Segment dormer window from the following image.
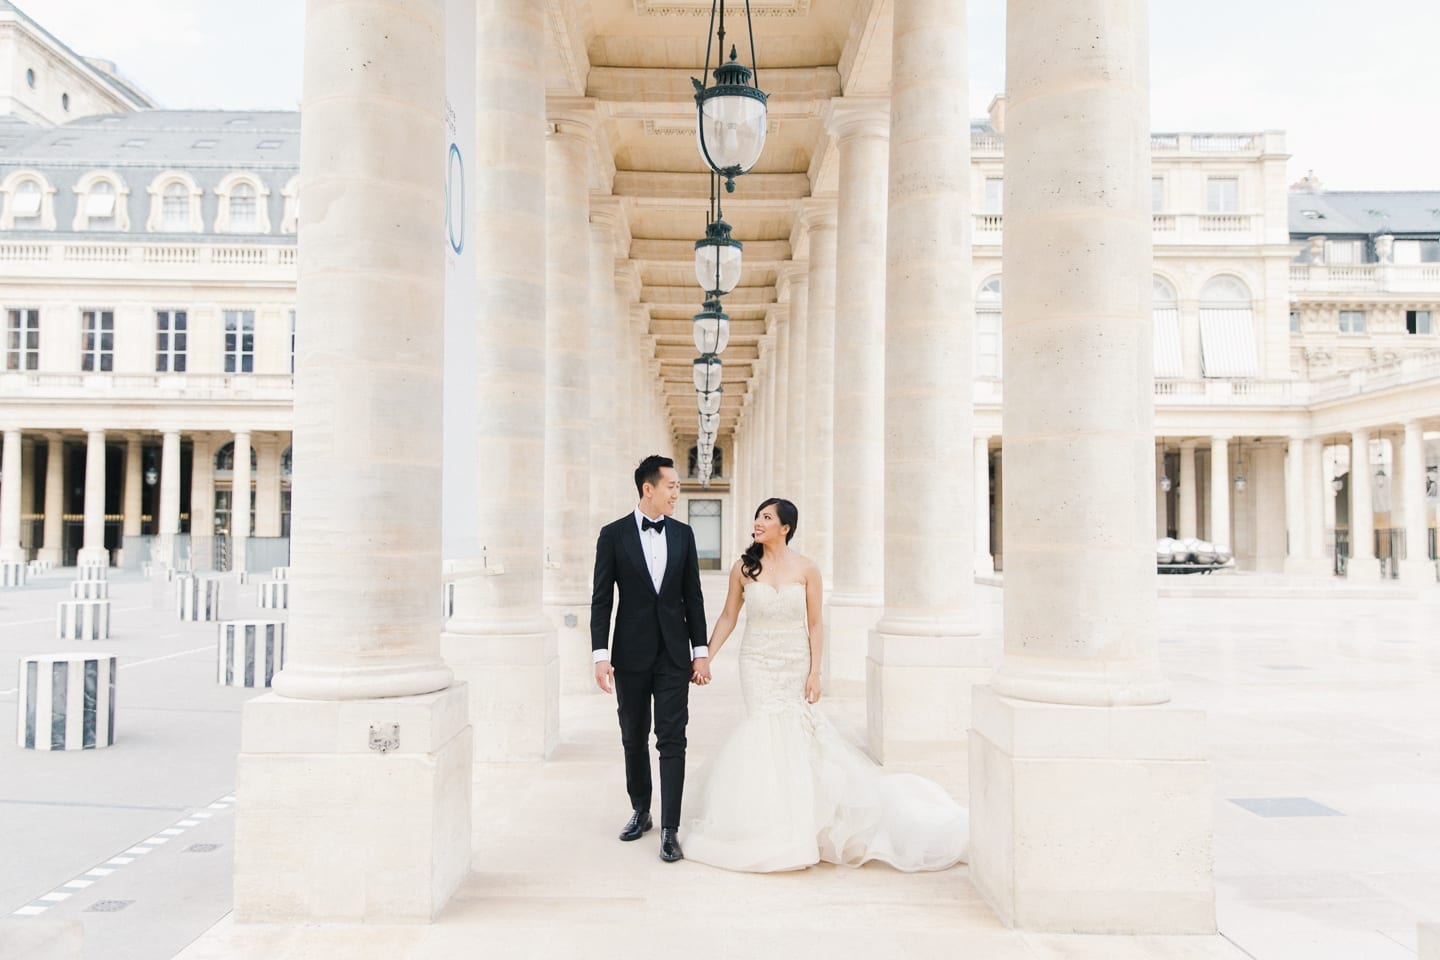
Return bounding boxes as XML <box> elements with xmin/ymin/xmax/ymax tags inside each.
<box><xmin>73</xmin><ymin>172</ymin><xmax>130</xmax><ymax>232</ymax></box>
<box><xmin>230</xmin><ymin>183</ymin><xmax>258</xmax><ymax>231</ymax></box>
<box><xmin>147</xmin><ymin>173</ymin><xmax>202</xmax><ymax>232</ymax></box>
<box><xmin>216</xmin><ymin>174</ymin><xmax>271</xmax><ymax>234</ymax></box>
<box><xmin>162</xmin><ymin>182</ymin><xmax>189</xmax><ymax>228</ymax></box>
<box><xmin>86</xmin><ymin>181</ymin><xmax>117</xmax><ymax>226</ymax></box>
<box><xmin>2</xmin><ymin>172</ymin><xmax>55</xmax><ymax>230</ymax></box>
<box><xmin>12</xmin><ymin>180</ymin><xmax>41</xmax><ymax>220</ymax></box>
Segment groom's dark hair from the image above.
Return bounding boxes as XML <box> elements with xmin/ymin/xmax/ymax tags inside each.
<box><xmin>635</xmin><ymin>455</ymin><xmax>675</xmax><ymax>498</ymax></box>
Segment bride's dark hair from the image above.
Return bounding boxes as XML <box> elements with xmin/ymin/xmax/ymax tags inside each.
<box><xmin>741</xmin><ymin>498</ymin><xmax>798</xmax><ymax>581</ymax></box>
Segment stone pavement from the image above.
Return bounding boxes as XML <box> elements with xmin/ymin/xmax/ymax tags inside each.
<box><xmin>3</xmin><ymin>569</ymin><xmax>1438</xmax><ymax>958</ymax></box>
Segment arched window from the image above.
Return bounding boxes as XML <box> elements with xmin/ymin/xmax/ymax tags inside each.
<box><xmin>1198</xmin><ymin>275</ymin><xmax>1258</xmax><ymax>378</ymax></box>
<box><xmin>2</xmin><ymin>172</ymin><xmax>54</xmax><ymax>230</ymax></box>
<box><xmin>1153</xmin><ymin>276</ymin><xmax>1182</xmax><ymax>378</ymax></box>
<box><xmin>281</xmin><ymin>176</ymin><xmax>299</xmax><ymax>234</ymax></box>
<box><xmin>976</xmin><ymin>276</ymin><xmax>1002</xmax><ymax>378</ymax></box>
<box><xmin>215</xmin><ymin>442</ymin><xmax>258</xmax><ymax>475</ymax></box>
<box><xmin>162</xmin><ymin>182</ymin><xmax>189</xmax><ymax>229</ymax></box>
<box><xmin>688</xmin><ymin>444</ymin><xmax>724</xmax><ymax>478</ymax></box>
<box><xmin>229</xmin><ymin>182</ymin><xmax>257</xmax><ymax>231</ymax></box>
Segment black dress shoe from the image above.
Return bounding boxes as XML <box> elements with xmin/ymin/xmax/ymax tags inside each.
<box><xmin>619</xmin><ymin>809</ymin><xmax>653</xmax><ymax>842</ymax></box>
<box><xmin>659</xmin><ymin>827</ymin><xmax>684</xmax><ymax>862</ymax></box>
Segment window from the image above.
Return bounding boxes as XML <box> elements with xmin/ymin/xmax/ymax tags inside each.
<box><xmin>1325</xmin><ymin>239</ymin><xmax>1364</xmax><ymax>264</ymax></box>
<box><xmin>1153</xmin><ymin>277</ymin><xmax>1182</xmax><ymax>378</ymax></box>
<box><xmin>1151</xmin><ymin>177</ymin><xmax>1164</xmax><ymax>212</ymax></box>
<box><xmin>686</xmin><ymin>445</ymin><xmax>723</xmax><ymax>478</ymax></box>
<box><xmin>81</xmin><ymin>310</ymin><xmax>114</xmax><ymax>372</ymax></box>
<box><xmin>156</xmin><ymin>310</ymin><xmax>188</xmax><ymax>372</ymax></box>
<box><xmin>11</xmin><ymin>179</ymin><xmax>42</xmax><ymax>220</ymax></box>
<box><xmin>1407</xmin><ymin>310</ymin><xmax>1432</xmax><ymax>335</ymax></box>
<box><xmin>25</xmin><ymin>68</ymin><xmax>34</xmax><ymax>89</ymax></box>
<box><xmin>5</xmin><ymin>308</ymin><xmax>39</xmax><ymax>370</ymax></box>
<box><xmin>983</xmin><ymin>177</ymin><xmax>1003</xmax><ymax>215</ymax></box>
<box><xmin>61</xmin><ymin>92</ymin><xmax>70</xmax><ymax>112</ymax></box>
<box><xmin>1290</xmin><ymin>310</ymin><xmax>1301</xmax><ymax>334</ymax></box>
<box><xmin>1338</xmin><ymin>310</ymin><xmax>1366</xmax><ymax>334</ymax></box>
<box><xmin>976</xmin><ymin>276</ymin><xmax>1002</xmax><ymax>378</ymax></box>
<box><xmin>229</xmin><ymin>183</ymin><xmax>257</xmax><ymax>231</ymax></box>
<box><xmin>1205</xmin><ymin>177</ymin><xmax>1238</xmax><ymax>213</ymax></box>
<box><xmin>224</xmin><ymin>309</ymin><xmax>255</xmax><ymax>373</ymax></box>
<box><xmin>84</xmin><ymin>180</ymin><xmax>116</xmax><ymax>227</ymax></box>
<box><xmin>1198</xmin><ymin>275</ymin><xmax>1259</xmax><ymax>378</ymax></box>
<box><xmin>687</xmin><ymin>498</ymin><xmax>722</xmax><ymax>571</ymax></box>
<box><xmin>162</xmin><ymin>182</ymin><xmax>190</xmax><ymax>229</ymax></box>
<box><xmin>1393</xmin><ymin>239</ymin><xmax>1440</xmax><ymax>264</ymax></box>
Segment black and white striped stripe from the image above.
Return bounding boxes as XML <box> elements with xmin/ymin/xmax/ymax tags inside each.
<box><xmin>258</xmin><ymin>580</ymin><xmax>289</xmax><ymax>610</ymax></box>
<box><xmin>71</xmin><ymin>580</ymin><xmax>110</xmax><ymax>600</ymax></box>
<box><xmin>2</xmin><ymin>561</ymin><xmax>26</xmax><ymax>587</ymax></box>
<box><xmin>57</xmin><ymin>600</ymin><xmax>110</xmax><ymax>640</ymax></box>
<box><xmin>177</xmin><ymin>575</ymin><xmax>222</xmax><ymax>621</ymax></box>
<box><xmin>217</xmin><ymin>621</ymin><xmax>286</xmax><ymax>687</ymax></box>
<box><xmin>17</xmin><ymin>653</ymin><xmax>117</xmax><ymax>750</ymax></box>
<box><xmin>77</xmin><ymin>563</ymin><xmax>107</xmax><ymax>582</ymax></box>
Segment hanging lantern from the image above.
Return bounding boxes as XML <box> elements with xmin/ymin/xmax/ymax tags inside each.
<box><xmin>691</xmin><ymin>0</ymin><xmax>767</xmax><ymax>193</ymax></box>
<box><xmin>698</xmin><ymin>388</ymin><xmax>723</xmax><ymax>416</ymax></box>
<box><xmin>694</xmin><ymin>220</ymin><xmax>742</xmax><ymax>296</ymax></box>
<box><xmin>699</xmin><ymin>412</ymin><xmax>720</xmax><ymax>435</ymax></box>
<box><xmin>1159</xmin><ymin>475</ymin><xmax>1172</xmax><ymax>493</ymax></box>
<box><xmin>692</xmin><ymin>299</ymin><xmax>731</xmax><ymax>355</ymax></box>
<box><xmin>693</xmin><ymin>355</ymin><xmax>723</xmax><ymax>392</ymax></box>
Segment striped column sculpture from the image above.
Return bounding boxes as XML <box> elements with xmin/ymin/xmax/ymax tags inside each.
<box><xmin>77</xmin><ymin>563</ymin><xmax>107</xmax><ymax>582</ymax></box>
<box><xmin>17</xmin><ymin>653</ymin><xmax>117</xmax><ymax>750</ymax></box>
<box><xmin>71</xmin><ymin>580</ymin><xmax>110</xmax><ymax>600</ymax></box>
<box><xmin>28</xmin><ymin>558</ymin><xmax>52</xmax><ymax>576</ymax></box>
<box><xmin>217</xmin><ymin>621</ymin><xmax>287</xmax><ymax>687</ymax></box>
<box><xmin>57</xmin><ymin>600</ymin><xmax>110</xmax><ymax>641</ymax></box>
<box><xmin>270</xmin><ymin>565</ymin><xmax>290</xmax><ymax>581</ymax></box>
<box><xmin>442</xmin><ymin>581</ymin><xmax>456</xmax><ymax>619</ymax></box>
<box><xmin>2</xmin><ymin>561</ymin><xmax>26</xmax><ymax>587</ymax></box>
<box><xmin>258</xmin><ymin>579</ymin><xmax>290</xmax><ymax>610</ymax></box>
<box><xmin>177</xmin><ymin>575</ymin><xmax>222</xmax><ymax>621</ymax></box>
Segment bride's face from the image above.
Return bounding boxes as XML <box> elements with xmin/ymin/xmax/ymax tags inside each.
<box><xmin>752</xmin><ymin>506</ymin><xmax>788</xmax><ymax>545</ymax></box>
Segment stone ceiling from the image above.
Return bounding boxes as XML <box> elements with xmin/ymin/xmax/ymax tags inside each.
<box><xmin>544</xmin><ymin>0</ymin><xmax>895</xmax><ymax>441</ymax></box>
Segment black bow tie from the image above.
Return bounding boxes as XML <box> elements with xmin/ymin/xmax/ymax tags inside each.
<box><xmin>642</xmin><ymin>517</ymin><xmax>666</xmax><ymax>534</ymax></box>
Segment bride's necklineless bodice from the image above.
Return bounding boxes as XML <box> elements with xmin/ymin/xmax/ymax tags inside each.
<box><xmin>743</xmin><ymin>580</ymin><xmax>808</xmax><ymax>632</ymax></box>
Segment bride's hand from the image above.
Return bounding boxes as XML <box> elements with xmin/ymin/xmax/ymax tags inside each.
<box><xmin>804</xmin><ymin>671</ymin><xmax>821</xmax><ymax>704</ymax></box>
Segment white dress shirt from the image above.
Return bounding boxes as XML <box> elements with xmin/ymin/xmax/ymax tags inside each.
<box><xmin>593</xmin><ymin>509</ymin><xmax>709</xmax><ymax>664</ymax></box>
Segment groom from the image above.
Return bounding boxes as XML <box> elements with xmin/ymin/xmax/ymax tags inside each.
<box><xmin>591</xmin><ymin>455</ymin><xmax>709</xmax><ymax>862</ymax></box>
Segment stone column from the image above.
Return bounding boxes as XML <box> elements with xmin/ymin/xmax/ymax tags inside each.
<box><xmin>77</xmin><ymin>429</ymin><xmax>108</xmax><ymax>567</ymax></box>
<box><xmin>0</xmin><ymin>428</ymin><xmax>22</xmax><ymax>562</ymax></box>
<box><xmin>612</xmin><ymin>274</ymin><xmax>638</xmax><ymax>508</ymax></box>
<box><xmin>1283</xmin><ymin>436</ymin><xmax>1307</xmax><ymax>574</ymax></box>
<box><xmin>190</xmin><ymin>434</ymin><xmax>215</xmax><ymax>568</ymax></box>
<box><xmin>157</xmin><ymin>429</ymin><xmax>181</xmax><ymax>568</ymax></box>
<box><xmin>771</xmin><ymin>311</ymin><xmax>790</xmax><ymax>496</ymax></box>
<box><xmin>41</xmin><ymin>434</ymin><xmax>63</xmax><ymax>565</ymax></box>
<box><xmin>231</xmin><ymin>430</ymin><xmax>252</xmax><ymax>573</ymax></box>
<box><xmin>123</xmin><ymin>437</ymin><xmax>143</xmax><ymax>540</ymax></box>
<box><xmin>826</xmin><ymin>101</ymin><xmax>889</xmax><ymax>681</ymax></box>
<box><xmin>1401</xmin><ymin>420</ymin><xmax>1432</xmax><ymax>582</ymax></box>
<box><xmin>1154</xmin><ymin>447</ymin><xmax>1168</xmax><ymax>536</ymax></box>
<box><xmin>758</xmin><ymin>335</ymin><xmax>776</xmax><ymax>496</ymax></box>
<box><xmin>254</xmin><ymin>436</ymin><xmax>282</xmax><ymax>538</ymax></box>
<box><xmin>235</xmin><ymin>0</ymin><xmax>469</xmax><ymax>925</ymax></box>
<box><xmin>1348</xmin><ymin>428</ymin><xmax>1377</xmax><ymax>579</ymax></box>
<box><xmin>1303</xmin><ymin>436</ymin><xmax>1329</xmax><ymax>573</ymax></box>
<box><xmin>970</xmin><ymin>0</ymin><xmax>1214</xmax><ymax>933</ymax></box>
<box><xmin>542</xmin><ymin>112</ymin><xmax>594</xmax><ymax>695</ymax></box>
<box><xmin>1178</xmin><ymin>440</ymin><xmax>1198</xmax><ymax>539</ymax></box>
<box><xmin>801</xmin><ymin>199</ymin><xmax>837</xmax><ymax>584</ymax></box>
<box><xmin>975</xmin><ymin>436</ymin><xmax>993</xmax><ymax>574</ymax></box>
<box><xmin>868</xmin><ymin>1</ymin><xmax>986</xmax><ymax>759</ymax></box>
<box><xmin>783</xmin><ymin>268</ymin><xmax>808</xmax><ymax>515</ymax></box>
<box><xmin>588</xmin><ymin>210</ymin><xmax>619</xmax><ymax>535</ymax></box>
<box><xmin>1209</xmin><ymin>436</ymin><xmax>1231</xmax><ymax>549</ymax></box>
<box><xmin>440</xmin><ymin>0</ymin><xmax>556</xmax><ymax>762</ymax></box>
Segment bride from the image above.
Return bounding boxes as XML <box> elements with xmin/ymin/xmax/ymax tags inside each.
<box><xmin>682</xmin><ymin>498</ymin><xmax>968</xmax><ymax>873</ymax></box>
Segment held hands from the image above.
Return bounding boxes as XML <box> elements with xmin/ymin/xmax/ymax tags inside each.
<box><xmin>691</xmin><ymin>657</ymin><xmax>712</xmax><ymax>686</ymax></box>
<box><xmin>805</xmin><ymin>671</ymin><xmax>821</xmax><ymax>704</ymax></box>
<box><xmin>595</xmin><ymin>660</ymin><xmax>615</xmax><ymax>694</ymax></box>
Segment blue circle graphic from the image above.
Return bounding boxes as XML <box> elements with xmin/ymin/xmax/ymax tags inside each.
<box><xmin>446</xmin><ymin>142</ymin><xmax>465</xmax><ymax>255</ymax></box>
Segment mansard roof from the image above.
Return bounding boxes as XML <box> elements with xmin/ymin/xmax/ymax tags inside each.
<box><xmin>1290</xmin><ymin>189</ymin><xmax>1440</xmax><ymax>237</ymax></box>
<box><xmin>0</xmin><ymin>109</ymin><xmax>299</xmax><ymax>169</ymax></box>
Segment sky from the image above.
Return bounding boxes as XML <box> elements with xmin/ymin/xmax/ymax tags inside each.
<box><xmin>20</xmin><ymin>0</ymin><xmax>1440</xmax><ymax>190</ymax></box>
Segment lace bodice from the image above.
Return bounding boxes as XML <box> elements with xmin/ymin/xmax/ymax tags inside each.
<box><xmin>742</xmin><ymin>581</ymin><xmax>809</xmax><ymax>630</ymax></box>
<box><xmin>739</xmin><ymin>581</ymin><xmax>812</xmax><ymax>716</ymax></box>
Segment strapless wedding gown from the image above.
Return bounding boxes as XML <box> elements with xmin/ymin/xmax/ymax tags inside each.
<box><xmin>682</xmin><ymin>581</ymin><xmax>968</xmax><ymax>873</ymax></box>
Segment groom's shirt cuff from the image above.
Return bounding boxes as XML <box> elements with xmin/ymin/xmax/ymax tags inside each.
<box><xmin>593</xmin><ymin>649</ymin><xmax>609</xmax><ymax>664</ymax></box>
<box><xmin>692</xmin><ymin>645</ymin><xmax>709</xmax><ymax>659</ymax></box>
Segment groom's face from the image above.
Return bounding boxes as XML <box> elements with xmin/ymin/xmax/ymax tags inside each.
<box><xmin>643</xmin><ymin>466</ymin><xmax>680</xmax><ymax>517</ymax></box>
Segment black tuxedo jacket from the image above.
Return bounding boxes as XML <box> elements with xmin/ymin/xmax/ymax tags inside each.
<box><xmin>591</xmin><ymin>514</ymin><xmax>708</xmax><ymax>672</ymax></box>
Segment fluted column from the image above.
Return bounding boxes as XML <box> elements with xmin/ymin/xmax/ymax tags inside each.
<box><xmin>235</xmin><ymin>0</ymin><xmax>469</xmax><ymax>924</ymax></box>
<box><xmin>122</xmin><ymin>437</ymin><xmax>143</xmax><ymax>541</ymax></box>
<box><xmin>157</xmin><ymin>430</ymin><xmax>181</xmax><ymax>567</ymax></box>
<box><xmin>41</xmin><ymin>434</ymin><xmax>63</xmax><ymax>564</ymax></box>
<box><xmin>971</xmin><ymin>0</ymin><xmax>1214</xmax><ymax>933</ymax></box>
<box><xmin>0</xmin><ymin>428</ymin><xmax>22</xmax><ymax>562</ymax></box>
<box><xmin>867</xmin><ymin>0</ymin><xmax>985</xmax><ymax>757</ymax></box>
<box><xmin>825</xmin><ymin>100</ymin><xmax>889</xmax><ymax>682</ymax></box>
<box><xmin>1178</xmin><ymin>440</ymin><xmax>1198</xmax><ymax>539</ymax></box>
<box><xmin>1401</xmin><ymin>420</ymin><xmax>1432</xmax><ymax>583</ymax></box>
<box><xmin>801</xmin><ymin>200</ymin><xmax>837</xmax><ymax>585</ymax></box>
<box><xmin>440</xmin><ymin>0</ymin><xmax>556</xmax><ymax>761</ymax></box>
<box><xmin>782</xmin><ymin>267</ymin><xmax>808</xmax><ymax>517</ymax></box>
<box><xmin>975</xmin><ymin>436</ymin><xmax>993</xmax><ymax>574</ymax></box>
<box><xmin>1209</xmin><ymin>437</ymin><xmax>1231</xmax><ymax>548</ymax></box>
<box><xmin>588</xmin><ymin>210</ymin><xmax>619</xmax><ymax>533</ymax></box>
<box><xmin>1346</xmin><ymin>428</ymin><xmax>1377</xmax><ymax>579</ymax></box>
<box><xmin>77</xmin><ymin>429</ymin><xmax>108</xmax><ymax>567</ymax></box>
<box><xmin>231</xmin><ymin>430</ymin><xmax>252</xmax><ymax>573</ymax></box>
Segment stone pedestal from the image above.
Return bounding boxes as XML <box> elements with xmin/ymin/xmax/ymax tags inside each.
<box><xmin>549</xmin><ymin>600</ymin><xmax>595</xmax><ymax>696</ymax></box>
<box><xmin>17</xmin><ymin>653</ymin><xmax>117</xmax><ymax>750</ymax></box>
<box><xmin>866</xmin><ymin>631</ymin><xmax>991</xmax><ymax>761</ymax></box>
<box><xmin>1</xmin><ymin>561</ymin><xmax>24</xmax><ymax>587</ymax></box>
<box><xmin>442</xmin><ymin>624</ymin><xmax>558</xmax><ymax>760</ymax></box>
<box><xmin>57</xmin><ymin>601</ymin><xmax>110</xmax><ymax>641</ymax></box>
<box><xmin>969</xmin><ymin>687</ymin><xmax>1215</xmax><ymax>933</ymax></box>
<box><xmin>232</xmin><ymin>685</ymin><xmax>471</xmax><ymax>922</ymax></box>
<box><xmin>70</xmin><ymin>580</ymin><xmax>109</xmax><ymax>600</ymax></box>
<box><xmin>218</xmin><ymin>621</ymin><xmax>287</xmax><ymax>688</ymax></box>
<box><xmin>270</xmin><ymin>565</ymin><xmax>290</xmax><ymax>581</ymax></box>
<box><xmin>258</xmin><ymin>580</ymin><xmax>290</xmax><ymax>610</ymax></box>
<box><xmin>177</xmin><ymin>575</ymin><xmax>222</xmax><ymax>621</ymax></box>
<box><xmin>77</xmin><ymin>564</ymin><xmax>107</xmax><ymax>582</ymax></box>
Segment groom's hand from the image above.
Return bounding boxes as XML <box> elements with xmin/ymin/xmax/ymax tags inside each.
<box><xmin>692</xmin><ymin>657</ymin><xmax>711</xmax><ymax>686</ymax></box>
<box><xmin>595</xmin><ymin>661</ymin><xmax>615</xmax><ymax>694</ymax></box>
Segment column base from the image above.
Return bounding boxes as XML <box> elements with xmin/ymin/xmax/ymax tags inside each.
<box><xmin>1346</xmin><ymin>555</ymin><xmax>1385</xmax><ymax>581</ymax></box>
<box><xmin>825</xmin><ymin>593</ymin><xmax>882</xmax><ymax>682</ymax></box>
<box><xmin>865</xmin><ymin>626</ymin><xmax>992</xmax><ymax>763</ymax></box>
<box><xmin>545</xmin><ymin>599</ymin><xmax>597</xmax><ymax>696</ymax></box>
<box><xmin>76</xmin><ymin>548</ymin><xmax>109</xmax><ymax>567</ymax></box>
<box><xmin>1396</xmin><ymin>558</ymin><xmax>1439</xmax><ymax>585</ymax></box>
<box><xmin>1283</xmin><ymin>557</ymin><xmax>1334</xmax><ymax>578</ymax></box>
<box><xmin>38</xmin><ymin>547</ymin><xmax>63</xmax><ymax>566</ymax></box>
<box><xmin>233</xmin><ymin>685</ymin><xmax>471</xmax><ymax>924</ymax></box>
<box><xmin>968</xmin><ymin>685</ymin><xmax>1215</xmax><ymax>934</ymax></box>
<box><xmin>442</xmin><ymin>619</ymin><xmax>557</xmax><ymax>761</ymax></box>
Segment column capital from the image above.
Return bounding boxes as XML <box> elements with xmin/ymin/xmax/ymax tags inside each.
<box><xmin>796</xmin><ymin>196</ymin><xmax>838</xmax><ymax>231</ymax></box>
<box><xmin>613</xmin><ymin>260</ymin><xmax>641</xmax><ymax>300</ymax></box>
<box><xmin>544</xmin><ymin>97</ymin><xmax>599</xmax><ymax>139</ymax></box>
<box><xmin>775</xmin><ymin>261</ymin><xmax>809</xmax><ymax>300</ymax></box>
<box><xmin>824</xmin><ymin>97</ymin><xmax>890</xmax><ymax>140</ymax></box>
<box><xmin>1178</xmin><ymin>438</ymin><xmax>1200</xmax><ymax>449</ymax></box>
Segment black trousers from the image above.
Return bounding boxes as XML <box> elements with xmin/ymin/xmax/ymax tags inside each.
<box><xmin>614</xmin><ymin>653</ymin><xmax>690</xmax><ymax>830</ymax></box>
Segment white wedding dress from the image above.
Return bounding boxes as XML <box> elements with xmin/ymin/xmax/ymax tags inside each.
<box><xmin>683</xmin><ymin>581</ymin><xmax>969</xmax><ymax>873</ymax></box>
